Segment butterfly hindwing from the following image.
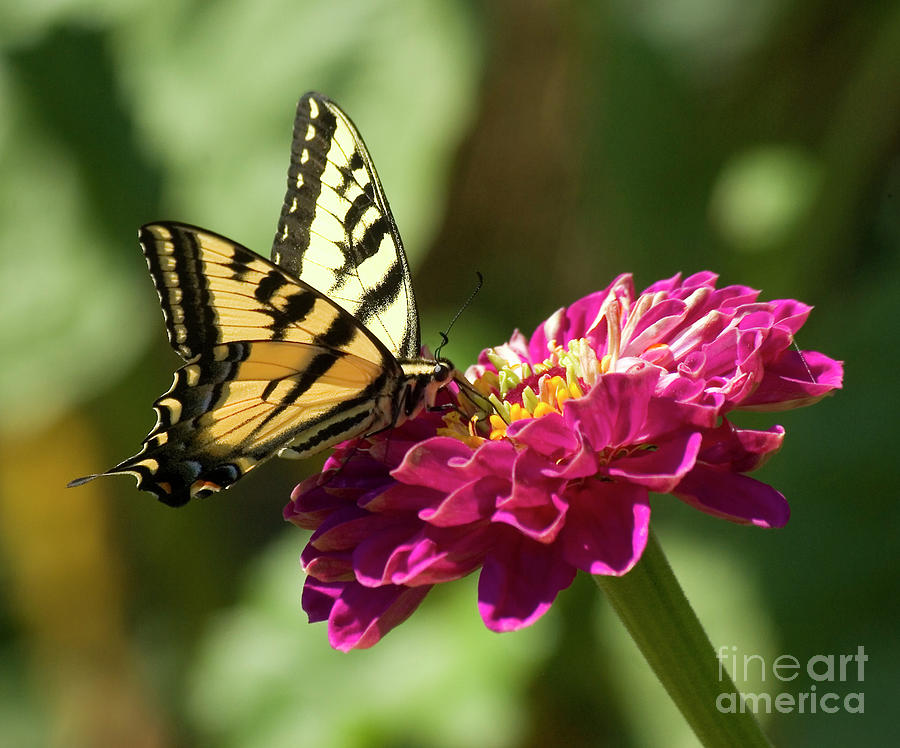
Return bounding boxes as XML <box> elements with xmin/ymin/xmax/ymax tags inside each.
<box><xmin>271</xmin><ymin>92</ymin><xmax>420</xmax><ymax>359</ymax></box>
<box><xmin>96</xmin><ymin>339</ymin><xmax>393</xmax><ymax>506</ymax></box>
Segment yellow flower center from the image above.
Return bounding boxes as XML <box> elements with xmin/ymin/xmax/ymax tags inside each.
<box><xmin>487</xmin><ymin>374</ymin><xmax>584</xmax><ymax>439</ymax></box>
<box><xmin>437</xmin><ymin>338</ymin><xmax>600</xmax><ymax>443</ymax></box>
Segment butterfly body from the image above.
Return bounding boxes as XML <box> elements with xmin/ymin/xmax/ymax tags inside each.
<box><xmin>70</xmin><ymin>93</ymin><xmax>468</xmax><ymax>506</ymax></box>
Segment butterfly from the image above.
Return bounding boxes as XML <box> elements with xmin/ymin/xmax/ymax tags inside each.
<box><xmin>70</xmin><ymin>92</ymin><xmax>485</xmax><ymax>507</ymax></box>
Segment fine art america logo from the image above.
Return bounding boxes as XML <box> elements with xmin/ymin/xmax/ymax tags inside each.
<box><xmin>716</xmin><ymin>645</ymin><xmax>866</xmax><ymax>714</ymax></box>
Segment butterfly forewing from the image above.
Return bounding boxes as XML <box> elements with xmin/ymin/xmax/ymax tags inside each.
<box><xmin>271</xmin><ymin>92</ymin><xmax>419</xmax><ymax>359</ymax></box>
<box><xmin>106</xmin><ymin>339</ymin><xmax>393</xmax><ymax>506</ymax></box>
<box><xmin>142</xmin><ymin>223</ymin><xmax>390</xmax><ymax>362</ymax></box>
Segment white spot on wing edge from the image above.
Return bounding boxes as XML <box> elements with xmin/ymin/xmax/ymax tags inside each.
<box><xmin>309</xmin><ymin>97</ymin><xmax>319</xmax><ymax>119</ymax></box>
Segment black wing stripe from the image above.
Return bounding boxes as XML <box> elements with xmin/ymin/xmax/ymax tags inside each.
<box><xmin>271</xmin><ymin>96</ymin><xmax>337</xmax><ymax>279</ymax></box>
<box><xmin>278</xmin><ymin>390</ymin><xmax>386</xmax><ymax>459</ymax></box>
<box><xmin>141</xmin><ymin>224</ymin><xmax>214</xmax><ymax>359</ymax></box>
<box><xmin>251</xmin><ymin>349</ymin><xmax>347</xmax><ymax>433</ymax></box>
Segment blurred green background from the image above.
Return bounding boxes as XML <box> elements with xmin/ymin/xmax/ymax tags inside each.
<box><xmin>1</xmin><ymin>1</ymin><xmax>897</xmax><ymax>746</ymax></box>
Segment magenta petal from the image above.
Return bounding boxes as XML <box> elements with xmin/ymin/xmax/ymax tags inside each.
<box><xmin>355</xmin><ymin>523</ymin><xmax>486</xmax><ymax>586</ymax></box>
<box><xmin>370</xmin><ymin>535</ymin><xmax>449</xmax><ymax>586</ymax></box>
<box><xmin>323</xmin><ymin>581</ymin><xmax>431</xmax><ymax>651</ymax></box>
<box><xmin>391</xmin><ymin>437</ymin><xmax>475</xmax><ymax>489</ymax></box>
<box><xmin>362</xmin><ymin>483</ymin><xmax>444</xmax><ymax>514</ymax></box>
<box><xmin>607</xmin><ymin>430</ymin><xmax>702</xmax><ymax>492</ymax></box>
<box><xmin>641</xmin><ymin>271</ymin><xmax>688</xmax><ymax>295</ymax></box>
<box><xmin>302</xmin><ymin>547</ymin><xmax>354</xmax><ymax>582</ymax></box>
<box><xmin>650</xmin><ymin>377</ymin><xmax>721</xmax><ymax>428</ymax></box>
<box><xmin>420</xmin><ymin>476</ymin><xmax>508</xmax><ymax>526</ymax></box>
<box><xmin>560</xmin><ymin>480</ymin><xmax>650</xmax><ymax>575</ymax></box>
<box><xmin>770</xmin><ymin>298</ymin><xmax>812</xmax><ymax>335</ymax></box>
<box><xmin>698</xmin><ymin>421</ymin><xmax>785</xmax><ymax>471</ymax></box>
<box><xmin>506</xmin><ymin>411</ymin><xmax>579</xmax><ymax>459</ymax></box>
<box><xmin>623</xmin><ymin>299</ymin><xmax>688</xmax><ymax>357</ymax></box>
<box><xmin>309</xmin><ymin>507</ymin><xmax>387</xmax><ymax>552</ymax></box>
<box><xmin>477</xmin><ymin>532</ymin><xmax>576</xmax><ymax>632</ymax></box>
<box><xmin>378</xmin><ymin>526</ymin><xmax>489</xmax><ymax>585</ymax></box>
<box><xmin>707</xmin><ymin>282</ymin><xmax>759</xmax><ymax>310</ymax></box>
<box><xmin>674</xmin><ymin>466</ymin><xmax>790</xmax><ymax>528</ymax></box>
<box><xmin>287</xmin><ymin>269</ymin><xmax>841</xmax><ymax>650</ymax></box>
<box><xmin>478</xmin><ymin>333</ymin><xmax>530</xmax><ymax>370</ymax></box>
<box><xmin>741</xmin><ymin>350</ymin><xmax>844</xmax><ymax>410</ymax></box>
<box><xmin>285</xmin><ymin>480</ymin><xmax>346</xmax><ymax>529</ymax></box>
<box><xmin>301</xmin><ymin>578</ymin><xmax>342</xmax><ymax>623</ymax></box>
<box><xmin>353</xmin><ymin>523</ymin><xmax>426</xmax><ymax>585</ymax></box>
<box><xmin>490</xmin><ymin>451</ymin><xmax>571</xmax><ymax>541</ymax></box>
<box><xmin>564</xmin><ymin>365</ymin><xmax>658</xmax><ymax>449</ymax></box>
<box><xmin>506</xmin><ymin>414</ymin><xmax>598</xmax><ymax>479</ymax></box>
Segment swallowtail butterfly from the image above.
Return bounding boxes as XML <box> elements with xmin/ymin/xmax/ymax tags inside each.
<box><xmin>70</xmin><ymin>92</ymin><xmax>480</xmax><ymax>506</ymax></box>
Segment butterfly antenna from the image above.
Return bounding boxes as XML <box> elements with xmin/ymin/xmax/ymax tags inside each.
<box><xmin>435</xmin><ymin>271</ymin><xmax>484</xmax><ymax>359</ymax></box>
<box><xmin>434</xmin><ymin>332</ymin><xmax>450</xmax><ymax>360</ymax></box>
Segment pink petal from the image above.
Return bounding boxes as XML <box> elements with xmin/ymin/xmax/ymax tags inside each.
<box><xmin>668</xmin><ymin>310</ymin><xmax>732</xmax><ymax>361</ymax></box>
<box><xmin>607</xmin><ymin>430</ymin><xmax>702</xmax><ymax>492</ymax></box>
<box><xmin>740</xmin><ymin>350</ymin><xmax>844</xmax><ymax>410</ymax></box>
<box><xmin>355</xmin><ymin>524</ymin><xmax>488</xmax><ymax>586</ymax></box>
<box><xmin>674</xmin><ymin>465</ymin><xmax>790</xmax><ymax>528</ymax></box>
<box><xmin>477</xmin><ymin>531</ymin><xmax>576</xmax><ymax>631</ymax></box>
<box><xmin>393</xmin><ymin>528</ymin><xmax>490</xmax><ymax>585</ymax></box>
<box><xmin>623</xmin><ymin>299</ymin><xmax>689</xmax><ymax>357</ymax></box>
<box><xmin>314</xmin><ymin>580</ymin><xmax>432</xmax><ymax>651</ymax></box>
<box><xmin>420</xmin><ymin>476</ymin><xmax>509</xmax><ymax>526</ymax></box>
<box><xmin>640</xmin><ymin>271</ymin><xmax>688</xmax><ymax>295</ymax></box>
<box><xmin>302</xmin><ymin>546</ymin><xmax>354</xmax><ymax>582</ymax></box>
<box><xmin>560</xmin><ymin>479</ymin><xmax>650</xmax><ymax>575</ymax></box>
<box><xmin>507</xmin><ymin>414</ymin><xmax>600</xmax><ymax>480</ymax></box>
<box><xmin>362</xmin><ymin>483</ymin><xmax>445</xmax><ymax>514</ymax></box>
<box><xmin>770</xmin><ymin>299</ymin><xmax>812</xmax><ymax>335</ymax></box>
<box><xmin>301</xmin><ymin>579</ymin><xmax>342</xmax><ymax>623</ymax></box>
<box><xmin>391</xmin><ymin>437</ymin><xmax>476</xmax><ymax>489</ymax></box>
<box><xmin>352</xmin><ymin>523</ymin><xmax>428</xmax><ymax>585</ymax></box>
<box><xmin>707</xmin><ymin>283</ymin><xmax>760</xmax><ymax>310</ymax></box>
<box><xmin>698</xmin><ymin>421</ymin><xmax>785</xmax><ymax>471</ymax></box>
<box><xmin>564</xmin><ymin>364</ymin><xmax>659</xmax><ymax>449</ymax></box>
<box><xmin>505</xmin><ymin>411</ymin><xmax>580</xmax><ymax>460</ymax></box>
<box><xmin>309</xmin><ymin>506</ymin><xmax>386</xmax><ymax>551</ymax></box>
<box><xmin>493</xmin><ymin>453</ymin><xmax>569</xmax><ymax>543</ymax></box>
<box><xmin>285</xmin><ymin>481</ymin><xmax>345</xmax><ymax>529</ymax></box>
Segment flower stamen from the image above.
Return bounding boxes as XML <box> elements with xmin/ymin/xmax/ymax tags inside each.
<box><xmin>471</xmin><ymin>338</ymin><xmax>600</xmax><ymax>440</ymax></box>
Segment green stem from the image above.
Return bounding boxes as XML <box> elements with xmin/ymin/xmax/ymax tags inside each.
<box><xmin>593</xmin><ymin>529</ymin><xmax>773</xmax><ymax>747</ymax></box>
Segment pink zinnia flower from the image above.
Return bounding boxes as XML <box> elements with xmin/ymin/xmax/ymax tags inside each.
<box><xmin>285</xmin><ymin>272</ymin><xmax>843</xmax><ymax>650</ymax></box>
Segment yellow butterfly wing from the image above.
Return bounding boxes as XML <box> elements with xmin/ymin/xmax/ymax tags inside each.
<box><xmin>271</xmin><ymin>92</ymin><xmax>419</xmax><ymax>358</ymax></box>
